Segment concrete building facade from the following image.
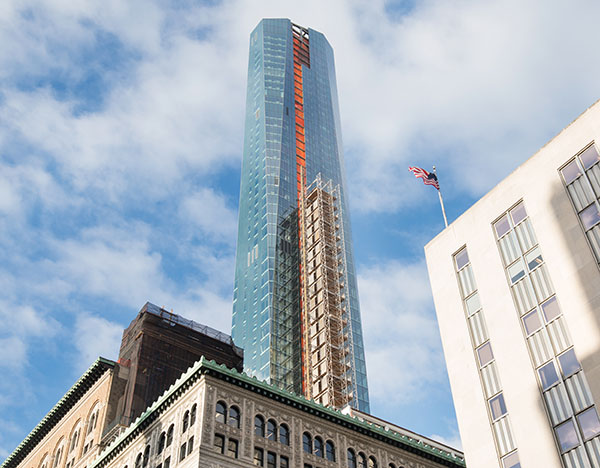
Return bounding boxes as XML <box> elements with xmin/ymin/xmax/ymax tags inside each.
<box><xmin>425</xmin><ymin>100</ymin><xmax>600</xmax><ymax>468</ymax></box>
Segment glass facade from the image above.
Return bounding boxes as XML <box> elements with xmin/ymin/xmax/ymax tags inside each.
<box><xmin>232</xmin><ymin>19</ymin><xmax>369</xmax><ymax>412</ymax></box>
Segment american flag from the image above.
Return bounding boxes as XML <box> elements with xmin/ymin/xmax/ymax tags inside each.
<box><xmin>408</xmin><ymin>166</ymin><xmax>439</xmax><ymax>190</ymax></box>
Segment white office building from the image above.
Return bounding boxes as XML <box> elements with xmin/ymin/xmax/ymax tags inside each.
<box><xmin>425</xmin><ymin>99</ymin><xmax>600</xmax><ymax>468</ymax></box>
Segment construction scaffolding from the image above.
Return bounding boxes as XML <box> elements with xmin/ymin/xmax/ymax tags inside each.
<box><xmin>299</xmin><ymin>174</ymin><xmax>352</xmax><ymax>409</ymax></box>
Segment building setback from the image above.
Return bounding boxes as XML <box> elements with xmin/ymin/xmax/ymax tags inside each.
<box><xmin>232</xmin><ymin>18</ymin><xmax>369</xmax><ymax>413</ymax></box>
<box><xmin>425</xmin><ymin>99</ymin><xmax>600</xmax><ymax>468</ymax></box>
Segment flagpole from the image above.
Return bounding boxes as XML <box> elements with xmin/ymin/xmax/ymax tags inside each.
<box><xmin>433</xmin><ymin>165</ymin><xmax>448</xmax><ymax>228</ymax></box>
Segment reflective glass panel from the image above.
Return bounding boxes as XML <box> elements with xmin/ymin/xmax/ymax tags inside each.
<box><xmin>562</xmin><ymin>160</ymin><xmax>583</xmax><ymax>184</ymax></box>
<box><xmin>477</xmin><ymin>342</ymin><xmax>494</xmax><ymax>367</ymax></box>
<box><xmin>508</xmin><ymin>259</ymin><xmax>526</xmax><ymax>284</ymax></box>
<box><xmin>542</xmin><ymin>297</ymin><xmax>561</xmax><ymax>322</ymax></box>
<box><xmin>502</xmin><ymin>451</ymin><xmax>521</xmax><ymax>468</ymax></box>
<box><xmin>580</xmin><ymin>204</ymin><xmax>600</xmax><ymax>230</ymax></box>
<box><xmin>495</xmin><ymin>215</ymin><xmax>511</xmax><ymax>238</ymax></box>
<box><xmin>555</xmin><ymin>419</ymin><xmax>579</xmax><ymax>453</ymax></box>
<box><xmin>581</xmin><ymin>145</ymin><xmax>600</xmax><ymax>170</ymax></box>
<box><xmin>466</xmin><ymin>293</ymin><xmax>481</xmax><ymax>315</ymax></box>
<box><xmin>510</xmin><ymin>203</ymin><xmax>527</xmax><ymax>225</ymax></box>
<box><xmin>522</xmin><ymin>310</ymin><xmax>542</xmax><ymax>335</ymax></box>
<box><xmin>525</xmin><ymin>246</ymin><xmax>543</xmax><ymax>271</ymax></box>
<box><xmin>489</xmin><ymin>393</ymin><xmax>507</xmax><ymax>420</ymax></box>
<box><xmin>578</xmin><ymin>407</ymin><xmax>600</xmax><ymax>440</ymax></box>
<box><xmin>455</xmin><ymin>249</ymin><xmax>469</xmax><ymax>270</ymax></box>
<box><xmin>538</xmin><ymin>362</ymin><xmax>559</xmax><ymax>390</ymax></box>
<box><xmin>558</xmin><ymin>349</ymin><xmax>581</xmax><ymax>378</ymax></box>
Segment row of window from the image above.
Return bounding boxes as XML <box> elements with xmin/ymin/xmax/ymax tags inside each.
<box><xmin>302</xmin><ymin>433</ymin><xmax>335</xmax><ymax>461</ymax></box>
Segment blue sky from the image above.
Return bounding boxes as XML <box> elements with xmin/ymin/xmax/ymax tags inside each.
<box><xmin>1</xmin><ymin>0</ymin><xmax>600</xmax><ymax>458</ymax></box>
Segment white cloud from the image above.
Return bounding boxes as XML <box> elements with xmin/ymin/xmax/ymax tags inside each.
<box><xmin>359</xmin><ymin>259</ymin><xmax>446</xmax><ymax>405</ymax></box>
<box><xmin>179</xmin><ymin>188</ymin><xmax>238</xmax><ymax>242</ymax></box>
<box><xmin>74</xmin><ymin>314</ymin><xmax>123</xmax><ymax>366</ymax></box>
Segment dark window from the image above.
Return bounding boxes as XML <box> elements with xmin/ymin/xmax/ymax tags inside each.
<box><xmin>187</xmin><ymin>437</ymin><xmax>194</xmax><ymax>455</ymax></box>
<box><xmin>368</xmin><ymin>456</ymin><xmax>378</xmax><ymax>468</ymax></box>
<box><xmin>489</xmin><ymin>393</ymin><xmax>508</xmax><ymax>420</ymax></box>
<box><xmin>190</xmin><ymin>404</ymin><xmax>197</xmax><ymax>426</ymax></box>
<box><xmin>538</xmin><ymin>362</ymin><xmax>559</xmax><ymax>390</ymax></box>
<box><xmin>558</xmin><ymin>349</ymin><xmax>581</xmax><ymax>378</ymax></box>
<box><xmin>280</xmin><ymin>456</ymin><xmax>289</xmax><ymax>468</ymax></box>
<box><xmin>214</xmin><ymin>434</ymin><xmax>224</xmax><ymax>454</ymax></box>
<box><xmin>142</xmin><ymin>445</ymin><xmax>150</xmax><ymax>468</ymax></box>
<box><xmin>347</xmin><ymin>448</ymin><xmax>357</xmax><ymax>468</ymax></box>
<box><xmin>254</xmin><ymin>447</ymin><xmax>264</xmax><ymax>466</ymax></box>
<box><xmin>163</xmin><ymin>457</ymin><xmax>170</xmax><ymax>468</ymax></box>
<box><xmin>303</xmin><ymin>432</ymin><xmax>312</xmax><ymax>453</ymax></box>
<box><xmin>179</xmin><ymin>443</ymin><xmax>186</xmax><ymax>461</ymax></box>
<box><xmin>182</xmin><ymin>411</ymin><xmax>189</xmax><ymax>433</ymax></box>
<box><xmin>216</xmin><ymin>401</ymin><xmax>227</xmax><ymax>424</ymax></box>
<box><xmin>358</xmin><ymin>452</ymin><xmax>367</xmax><ymax>468</ymax></box>
<box><xmin>389</xmin><ymin>464</ymin><xmax>396</xmax><ymax>468</ymax></box>
<box><xmin>555</xmin><ymin>420</ymin><xmax>579</xmax><ymax>453</ymax></box>
<box><xmin>267</xmin><ymin>420</ymin><xmax>277</xmax><ymax>441</ymax></box>
<box><xmin>158</xmin><ymin>432</ymin><xmax>166</xmax><ymax>454</ymax></box>
<box><xmin>578</xmin><ymin>407</ymin><xmax>600</xmax><ymax>440</ymax></box>
<box><xmin>134</xmin><ymin>453</ymin><xmax>142</xmax><ymax>468</ymax></box>
<box><xmin>267</xmin><ymin>452</ymin><xmax>276</xmax><ymax>468</ymax></box>
<box><xmin>166</xmin><ymin>425</ymin><xmax>174</xmax><ymax>447</ymax></box>
<box><xmin>325</xmin><ymin>440</ymin><xmax>335</xmax><ymax>461</ymax></box>
<box><xmin>228</xmin><ymin>406</ymin><xmax>240</xmax><ymax>428</ymax></box>
<box><xmin>279</xmin><ymin>424</ymin><xmax>289</xmax><ymax>445</ymax></box>
<box><xmin>255</xmin><ymin>415</ymin><xmax>265</xmax><ymax>437</ymax></box>
<box><xmin>227</xmin><ymin>439</ymin><xmax>238</xmax><ymax>459</ymax></box>
<box><xmin>314</xmin><ymin>437</ymin><xmax>323</xmax><ymax>457</ymax></box>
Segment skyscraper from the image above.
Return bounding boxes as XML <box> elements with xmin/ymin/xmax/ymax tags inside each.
<box><xmin>232</xmin><ymin>19</ymin><xmax>369</xmax><ymax>412</ymax></box>
<box><xmin>425</xmin><ymin>100</ymin><xmax>600</xmax><ymax>467</ymax></box>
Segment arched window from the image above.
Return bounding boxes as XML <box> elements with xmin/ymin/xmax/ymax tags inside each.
<box><xmin>158</xmin><ymin>432</ymin><xmax>166</xmax><ymax>454</ymax></box>
<box><xmin>347</xmin><ymin>448</ymin><xmax>357</xmax><ymax>468</ymax></box>
<box><xmin>216</xmin><ymin>401</ymin><xmax>227</xmax><ymax>424</ymax></box>
<box><xmin>279</xmin><ymin>424</ymin><xmax>290</xmax><ymax>446</ymax></box>
<box><xmin>303</xmin><ymin>432</ymin><xmax>312</xmax><ymax>454</ymax></box>
<box><xmin>358</xmin><ymin>452</ymin><xmax>367</xmax><ymax>468</ymax></box>
<box><xmin>368</xmin><ymin>456</ymin><xmax>378</xmax><ymax>468</ymax></box>
<box><xmin>388</xmin><ymin>464</ymin><xmax>397</xmax><ymax>468</ymax></box>
<box><xmin>53</xmin><ymin>446</ymin><xmax>64</xmax><ymax>468</ymax></box>
<box><xmin>69</xmin><ymin>425</ymin><xmax>80</xmax><ymax>453</ymax></box>
<box><xmin>166</xmin><ymin>424</ymin><xmax>174</xmax><ymax>447</ymax></box>
<box><xmin>326</xmin><ymin>440</ymin><xmax>335</xmax><ymax>461</ymax></box>
<box><xmin>314</xmin><ymin>437</ymin><xmax>324</xmax><ymax>457</ymax></box>
<box><xmin>134</xmin><ymin>453</ymin><xmax>142</xmax><ymax>468</ymax></box>
<box><xmin>182</xmin><ymin>411</ymin><xmax>189</xmax><ymax>433</ymax></box>
<box><xmin>87</xmin><ymin>413</ymin><xmax>96</xmax><ymax>435</ymax></box>
<box><xmin>228</xmin><ymin>406</ymin><xmax>240</xmax><ymax>428</ymax></box>
<box><xmin>254</xmin><ymin>415</ymin><xmax>265</xmax><ymax>437</ymax></box>
<box><xmin>266</xmin><ymin>419</ymin><xmax>277</xmax><ymax>441</ymax></box>
<box><xmin>190</xmin><ymin>404</ymin><xmax>197</xmax><ymax>426</ymax></box>
<box><xmin>142</xmin><ymin>445</ymin><xmax>150</xmax><ymax>468</ymax></box>
<box><xmin>39</xmin><ymin>453</ymin><xmax>49</xmax><ymax>468</ymax></box>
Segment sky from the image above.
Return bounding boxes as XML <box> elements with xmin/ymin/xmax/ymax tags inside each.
<box><xmin>1</xmin><ymin>0</ymin><xmax>600</xmax><ymax>459</ymax></box>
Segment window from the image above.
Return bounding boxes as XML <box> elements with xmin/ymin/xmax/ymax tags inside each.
<box><xmin>495</xmin><ymin>215</ymin><xmax>511</xmax><ymax>238</ymax></box>
<box><xmin>522</xmin><ymin>310</ymin><xmax>542</xmax><ymax>335</ymax></box>
<box><xmin>580</xmin><ymin>145</ymin><xmax>600</xmax><ymax>169</ymax></box>
<box><xmin>578</xmin><ymin>408</ymin><xmax>600</xmax><ymax>440</ymax></box>
<box><xmin>142</xmin><ymin>445</ymin><xmax>150</xmax><ymax>468</ymax></box>
<box><xmin>358</xmin><ymin>453</ymin><xmax>367</xmax><ymax>468</ymax></box>
<box><xmin>502</xmin><ymin>451</ymin><xmax>521</xmax><ymax>468</ymax></box>
<box><xmin>279</xmin><ymin>424</ymin><xmax>290</xmax><ymax>445</ymax></box>
<box><xmin>267</xmin><ymin>419</ymin><xmax>277</xmax><ymax>441</ymax></box>
<box><xmin>214</xmin><ymin>434</ymin><xmax>225</xmax><ymax>454</ymax></box>
<box><xmin>525</xmin><ymin>246</ymin><xmax>543</xmax><ymax>271</ymax></box>
<box><xmin>465</xmin><ymin>292</ymin><xmax>481</xmax><ymax>315</ymax></box>
<box><xmin>187</xmin><ymin>437</ymin><xmax>194</xmax><ymax>455</ymax></box>
<box><xmin>314</xmin><ymin>437</ymin><xmax>323</xmax><ymax>457</ymax></box>
<box><xmin>280</xmin><ymin>456</ymin><xmax>289</xmax><ymax>468</ymax></box>
<box><xmin>510</xmin><ymin>203</ymin><xmax>527</xmax><ymax>225</ymax></box>
<box><xmin>166</xmin><ymin>425</ymin><xmax>174</xmax><ymax>447</ymax></box>
<box><xmin>227</xmin><ymin>439</ymin><xmax>238</xmax><ymax>458</ymax></box>
<box><xmin>538</xmin><ymin>362</ymin><xmax>559</xmax><ymax>390</ymax></box>
<box><xmin>53</xmin><ymin>448</ymin><xmax>63</xmax><ymax>468</ymax></box>
<box><xmin>134</xmin><ymin>453</ymin><xmax>142</xmax><ymax>468</ymax></box>
<box><xmin>476</xmin><ymin>342</ymin><xmax>494</xmax><ymax>367</ymax></box>
<box><xmin>555</xmin><ymin>419</ymin><xmax>579</xmax><ymax>453</ymax></box>
<box><xmin>190</xmin><ymin>404</ymin><xmax>197</xmax><ymax>426</ymax></box>
<box><xmin>163</xmin><ymin>457</ymin><xmax>170</xmax><ymax>468</ymax></box>
<box><xmin>158</xmin><ymin>432</ymin><xmax>166</xmax><ymax>454</ymax></box>
<box><xmin>302</xmin><ymin>432</ymin><xmax>312</xmax><ymax>453</ymax></box>
<box><xmin>558</xmin><ymin>349</ymin><xmax>581</xmax><ymax>378</ymax></box>
<box><xmin>347</xmin><ymin>449</ymin><xmax>357</xmax><ymax>468</ymax></box>
<box><xmin>325</xmin><ymin>440</ymin><xmax>335</xmax><ymax>461</ymax></box>
<box><xmin>562</xmin><ymin>159</ymin><xmax>583</xmax><ymax>184</ymax></box>
<box><xmin>179</xmin><ymin>443</ymin><xmax>186</xmax><ymax>461</ymax></box>
<box><xmin>507</xmin><ymin>259</ymin><xmax>525</xmax><ymax>284</ymax></box>
<box><xmin>216</xmin><ymin>401</ymin><xmax>227</xmax><ymax>424</ymax></box>
<box><xmin>182</xmin><ymin>411</ymin><xmax>189</xmax><ymax>433</ymax></box>
<box><xmin>489</xmin><ymin>393</ymin><xmax>507</xmax><ymax>420</ymax></box>
<box><xmin>69</xmin><ymin>427</ymin><xmax>80</xmax><ymax>453</ymax></box>
<box><xmin>368</xmin><ymin>456</ymin><xmax>378</xmax><ymax>468</ymax></box>
<box><xmin>254</xmin><ymin>447</ymin><xmax>264</xmax><ymax>466</ymax></box>
<box><xmin>579</xmin><ymin>204</ymin><xmax>600</xmax><ymax>230</ymax></box>
<box><xmin>228</xmin><ymin>406</ymin><xmax>240</xmax><ymax>428</ymax></box>
<box><xmin>255</xmin><ymin>415</ymin><xmax>265</xmax><ymax>437</ymax></box>
<box><xmin>541</xmin><ymin>297</ymin><xmax>561</xmax><ymax>322</ymax></box>
<box><xmin>267</xmin><ymin>452</ymin><xmax>276</xmax><ymax>468</ymax></box>
<box><xmin>455</xmin><ymin>249</ymin><xmax>469</xmax><ymax>269</ymax></box>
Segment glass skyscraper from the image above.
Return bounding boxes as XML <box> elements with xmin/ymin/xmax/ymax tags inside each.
<box><xmin>232</xmin><ymin>18</ymin><xmax>369</xmax><ymax>412</ymax></box>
